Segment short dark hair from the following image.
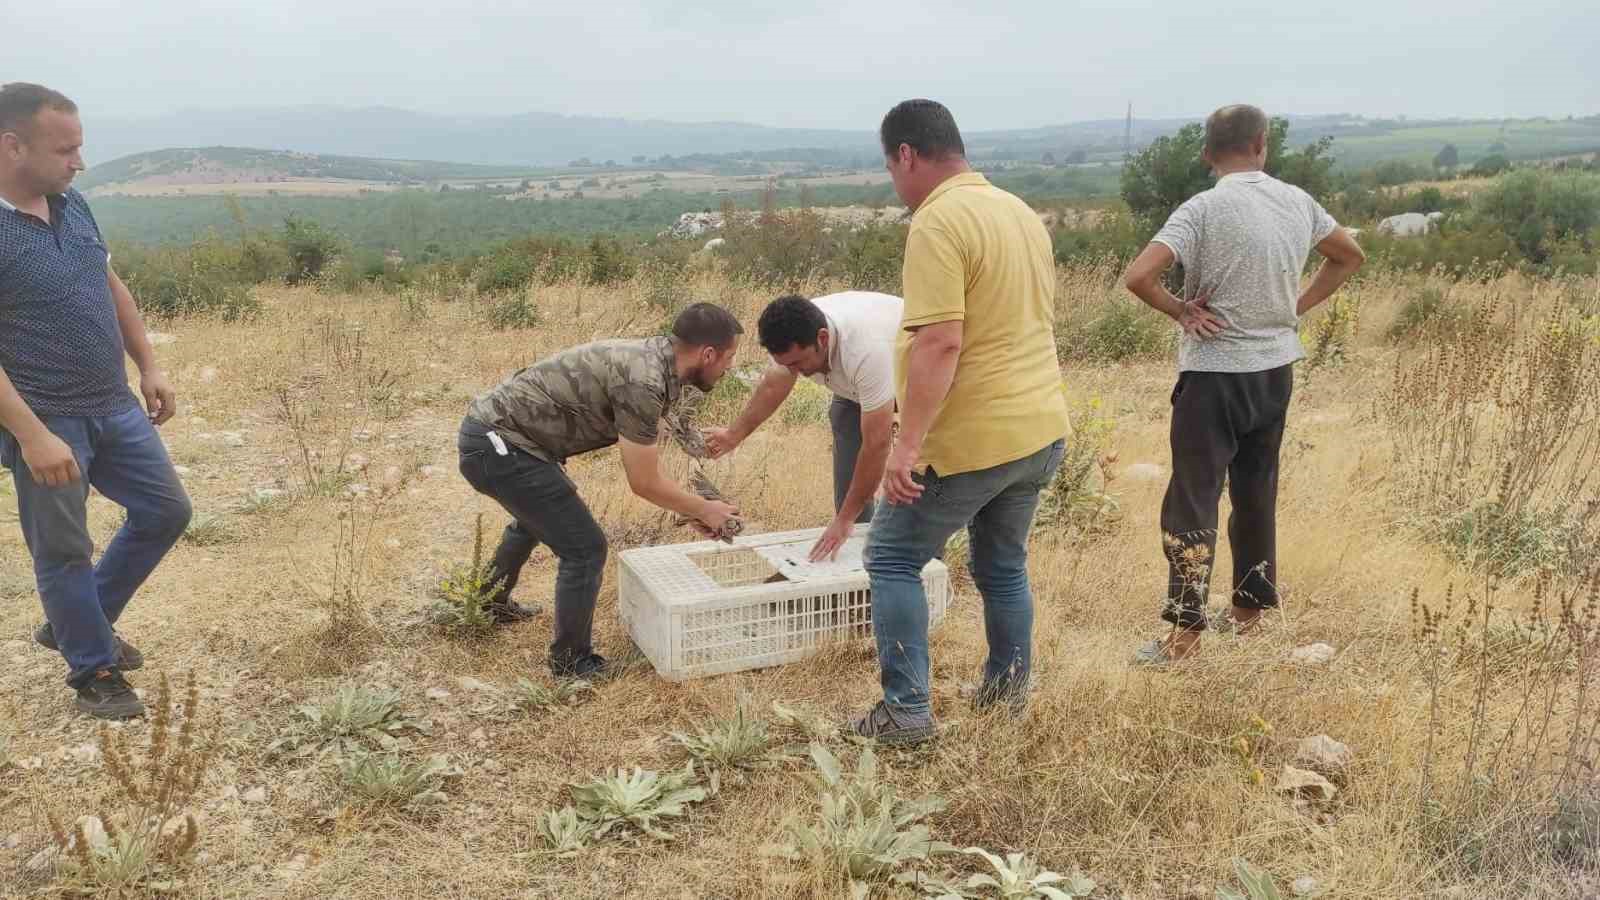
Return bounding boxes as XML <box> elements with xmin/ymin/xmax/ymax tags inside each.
<box><xmin>880</xmin><ymin>99</ymin><xmax>966</xmax><ymax>161</ymax></box>
<box><xmin>0</xmin><ymin>83</ymin><xmax>77</xmax><ymax>137</ymax></box>
<box><xmin>671</xmin><ymin>302</ymin><xmax>744</xmax><ymax>350</ymax></box>
<box><xmin>1204</xmin><ymin>104</ymin><xmax>1268</xmax><ymax>159</ymax></box>
<box><xmin>758</xmin><ymin>295</ymin><xmax>827</xmax><ymax>354</ymax></box>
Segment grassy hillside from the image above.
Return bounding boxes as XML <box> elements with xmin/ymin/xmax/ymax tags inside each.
<box><xmin>77</xmin><ymin>147</ymin><xmax>555</xmax><ymax>190</ymax></box>
<box><xmin>2</xmin><ymin>264</ymin><xmax>1596</xmax><ymax>898</ymax></box>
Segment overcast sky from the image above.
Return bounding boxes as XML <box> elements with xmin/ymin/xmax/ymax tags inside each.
<box><xmin>9</xmin><ymin>0</ymin><xmax>1595</xmax><ymax>130</ymax></box>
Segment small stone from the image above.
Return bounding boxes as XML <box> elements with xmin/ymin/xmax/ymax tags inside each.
<box><xmin>25</xmin><ymin>846</ymin><xmax>58</xmax><ymax>872</ymax></box>
<box><xmin>3</xmin><ymin>833</ymin><xmax>21</xmax><ymax>849</ymax></box>
<box><xmin>426</xmin><ymin>688</ymin><xmax>452</xmax><ymax>701</ymax></box>
<box><xmin>1276</xmin><ymin>765</ymin><xmax>1337</xmax><ymax>801</ymax></box>
<box><xmin>1289</xmin><ymin>643</ymin><xmax>1337</xmax><ymax>665</ymax></box>
<box><xmin>1292</xmin><ymin>876</ymin><xmax>1320</xmax><ymax>896</ymax></box>
<box><xmin>242</xmin><ymin>786</ymin><xmax>268</xmax><ymax>804</ymax></box>
<box><xmin>68</xmin><ymin>743</ymin><xmax>100</xmax><ymax>765</ymax></box>
<box><xmin>173</xmin><ymin>465</ymin><xmax>192</xmax><ymax>477</ymax></box>
<box><xmin>418</xmin><ymin>465</ymin><xmax>440</xmax><ymax>479</ymax></box>
<box><xmin>1295</xmin><ymin>735</ymin><xmax>1353</xmax><ymax>771</ymax></box>
<box><xmin>457</xmin><ymin>677</ymin><xmax>493</xmax><ymax>693</ymax></box>
<box><xmin>481</xmin><ymin>758</ymin><xmax>504</xmax><ymax>773</ymax></box>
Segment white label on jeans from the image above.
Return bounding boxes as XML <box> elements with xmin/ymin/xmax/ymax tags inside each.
<box><xmin>486</xmin><ymin>431</ymin><xmax>510</xmax><ymax>456</ymax></box>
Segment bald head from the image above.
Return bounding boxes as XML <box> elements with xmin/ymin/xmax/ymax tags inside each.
<box><xmin>1204</xmin><ymin>104</ymin><xmax>1268</xmax><ymax>162</ymax></box>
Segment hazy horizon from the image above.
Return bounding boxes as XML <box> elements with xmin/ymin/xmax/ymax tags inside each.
<box><xmin>8</xmin><ymin>0</ymin><xmax>1595</xmax><ymax>133</ymax></box>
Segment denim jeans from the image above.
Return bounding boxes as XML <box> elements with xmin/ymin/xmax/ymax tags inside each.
<box><xmin>457</xmin><ymin>417</ymin><xmax>607</xmax><ymax>671</ymax></box>
<box><xmin>0</xmin><ymin>406</ymin><xmax>192</xmax><ymax>687</ymax></box>
<box><xmin>864</xmin><ymin>439</ymin><xmax>1065</xmax><ymax>714</ymax></box>
<box><xmin>828</xmin><ymin>396</ymin><xmax>874</xmax><ymax>525</ymax></box>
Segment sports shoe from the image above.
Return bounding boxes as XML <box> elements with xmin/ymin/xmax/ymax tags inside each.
<box><xmin>849</xmin><ymin>700</ymin><xmax>937</xmax><ymax>746</ymax></box>
<box><xmin>75</xmin><ymin>668</ymin><xmax>145</xmax><ymax>719</ymax></box>
<box><xmin>486</xmin><ymin>599</ymin><xmax>539</xmax><ymax>624</ymax></box>
<box><xmin>549</xmin><ymin>652</ymin><xmax>615</xmax><ymax>682</ymax></box>
<box><xmin>35</xmin><ymin>623</ymin><xmax>144</xmax><ymax>671</ymax></box>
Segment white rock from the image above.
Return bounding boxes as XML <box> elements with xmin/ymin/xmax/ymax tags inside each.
<box><xmin>418</xmin><ymin>465</ymin><xmax>441</xmax><ymax>479</ymax></box>
<box><xmin>253</xmin><ymin>488</ymin><xmax>287</xmax><ymax>502</ymax></box>
<box><xmin>3</xmin><ymin>832</ymin><xmax>21</xmax><ymax>849</ymax></box>
<box><xmin>1289</xmin><ymin>643</ymin><xmax>1338</xmax><ymax>665</ymax></box>
<box><xmin>173</xmin><ymin>465</ymin><xmax>192</xmax><ymax>477</ymax></box>
<box><xmin>457</xmin><ymin>677</ymin><xmax>493</xmax><ymax>693</ymax></box>
<box><xmin>1295</xmin><ymin>735</ymin><xmax>1353</xmax><ymax>771</ymax></box>
<box><xmin>242</xmin><ymin>786</ymin><xmax>268</xmax><ymax>804</ymax></box>
<box><xmin>25</xmin><ymin>846</ymin><xmax>58</xmax><ymax>872</ymax></box>
<box><xmin>219</xmin><ymin>785</ymin><xmax>239</xmax><ymax>801</ymax></box>
<box><xmin>426</xmin><ymin>688</ymin><xmax>452</xmax><ymax>701</ymax></box>
<box><xmin>1292</xmin><ymin>876</ymin><xmax>1321</xmax><ymax>896</ymax></box>
<box><xmin>1124</xmin><ymin>462</ymin><xmax>1168</xmax><ymax>482</ymax></box>
<box><xmin>68</xmin><ymin>743</ymin><xmax>100</xmax><ymax>765</ymax></box>
<box><xmin>1276</xmin><ymin>765</ymin><xmax>1337</xmax><ymax>801</ymax></box>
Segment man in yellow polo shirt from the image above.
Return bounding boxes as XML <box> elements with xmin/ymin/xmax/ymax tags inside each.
<box><xmin>855</xmin><ymin>99</ymin><xmax>1070</xmax><ymax>745</ymax></box>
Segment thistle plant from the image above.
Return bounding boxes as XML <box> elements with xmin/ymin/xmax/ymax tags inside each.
<box><xmin>267</xmin><ymin>684</ymin><xmax>430</xmax><ymax>761</ymax></box>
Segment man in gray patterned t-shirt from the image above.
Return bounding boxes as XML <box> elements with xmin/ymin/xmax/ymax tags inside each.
<box><xmin>1121</xmin><ymin>104</ymin><xmax>1365</xmax><ymax>664</ymax></box>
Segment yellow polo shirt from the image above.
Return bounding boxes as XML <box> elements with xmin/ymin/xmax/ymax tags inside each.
<box><xmin>897</xmin><ymin>172</ymin><xmax>1070</xmax><ymax>476</ymax></box>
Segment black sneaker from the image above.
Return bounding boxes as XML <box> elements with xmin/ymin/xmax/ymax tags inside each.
<box><xmin>549</xmin><ymin>652</ymin><xmax>615</xmax><ymax>682</ymax></box>
<box><xmin>486</xmin><ymin>599</ymin><xmax>539</xmax><ymax>624</ymax></box>
<box><xmin>75</xmin><ymin>669</ymin><xmax>145</xmax><ymax>719</ymax></box>
<box><xmin>849</xmin><ymin>700</ymin><xmax>937</xmax><ymax>746</ymax></box>
<box><xmin>34</xmin><ymin>623</ymin><xmax>144</xmax><ymax>671</ymax></box>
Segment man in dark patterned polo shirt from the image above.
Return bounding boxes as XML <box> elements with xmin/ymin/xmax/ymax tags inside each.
<box><xmin>459</xmin><ymin>303</ymin><xmax>743</xmax><ymax>679</ymax></box>
<box><xmin>0</xmin><ymin>83</ymin><xmax>192</xmax><ymax>719</ymax></box>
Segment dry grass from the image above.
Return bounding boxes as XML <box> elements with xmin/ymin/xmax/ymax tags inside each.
<box><xmin>1</xmin><ymin>264</ymin><xmax>1598</xmax><ymax>898</ymax></box>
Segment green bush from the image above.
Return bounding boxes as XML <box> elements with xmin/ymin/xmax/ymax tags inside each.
<box><xmin>585</xmin><ymin>235</ymin><xmax>636</xmax><ymax>285</ymax></box>
<box><xmin>474</xmin><ymin>235</ymin><xmax>584</xmax><ymax>294</ymax></box>
<box><xmin>482</xmin><ymin>292</ymin><xmax>541</xmax><ymax>330</ymax></box>
<box><xmin>1387</xmin><ymin>287</ymin><xmax>1468</xmax><ymax>343</ymax></box>
<box><xmin>1055</xmin><ymin>298</ymin><xmax>1174</xmax><ymax>362</ymax></box>
<box><xmin>115</xmin><ymin>236</ymin><xmax>262</xmax><ymax>322</ymax></box>
<box><xmin>282</xmin><ymin>216</ymin><xmax>345</xmax><ymax>285</ymax></box>
<box><xmin>1472</xmin><ymin>170</ymin><xmax>1600</xmax><ymax>266</ymax></box>
<box><xmin>1052</xmin><ymin>209</ymin><xmax>1144</xmax><ymax>267</ymax></box>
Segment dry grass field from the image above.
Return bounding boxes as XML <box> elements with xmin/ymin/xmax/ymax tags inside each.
<box><xmin>1</xmin><ymin>263</ymin><xmax>1597</xmax><ymax>899</ymax></box>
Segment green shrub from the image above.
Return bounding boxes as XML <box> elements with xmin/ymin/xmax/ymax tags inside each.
<box><xmin>282</xmin><ymin>216</ymin><xmax>345</xmax><ymax>285</ymax></box>
<box><xmin>115</xmin><ymin>236</ymin><xmax>262</xmax><ymax>321</ymax></box>
<box><xmin>1387</xmin><ymin>287</ymin><xmax>1467</xmax><ymax>343</ymax></box>
<box><xmin>1055</xmin><ymin>298</ymin><xmax>1173</xmax><ymax>362</ymax></box>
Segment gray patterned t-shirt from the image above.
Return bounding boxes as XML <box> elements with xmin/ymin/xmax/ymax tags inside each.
<box><xmin>1152</xmin><ymin>172</ymin><xmax>1339</xmax><ymax>374</ymax></box>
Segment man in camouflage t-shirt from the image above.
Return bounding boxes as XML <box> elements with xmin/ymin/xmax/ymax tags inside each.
<box><xmin>458</xmin><ymin>303</ymin><xmax>743</xmax><ymax>679</ymax></box>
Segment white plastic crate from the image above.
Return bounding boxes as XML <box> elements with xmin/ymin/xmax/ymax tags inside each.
<box><xmin>617</xmin><ymin>525</ymin><xmax>950</xmax><ymax>681</ymax></box>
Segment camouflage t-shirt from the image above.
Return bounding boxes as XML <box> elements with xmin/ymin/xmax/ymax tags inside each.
<box><xmin>467</xmin><ymin>336</ymin><xmax>683</xmax><ymax>463</ymax></box>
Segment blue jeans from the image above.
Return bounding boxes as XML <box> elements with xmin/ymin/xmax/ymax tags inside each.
<box><xmin>0</xmin><ymin>407</ymin><xmax>192</xmax><ymax>687</ymax></box>
<box><xmin>864</xmin><ymin>439</ymin><xmax>1065</xmax><ymax>714</ymax></box>
<box><xmin>829</xmin><ymin>397</ymin><xmax>874</xmax><ymax>525</ymax></box>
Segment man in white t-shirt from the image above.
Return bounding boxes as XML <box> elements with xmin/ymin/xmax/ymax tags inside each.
<box><xmin>705</xmin><ymin>291</ymin><xmax>901</xmax><ymax>561</ymax></box>
<box><xmin>1121</xmin><ymin>104</ymin><xmax>1365</xmax><ymax>665</ymax></box>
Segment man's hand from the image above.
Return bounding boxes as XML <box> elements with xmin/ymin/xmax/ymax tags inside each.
<box><xmin>703</xmin><ymin>427</ymin><xmax>740</xmax><ymax>460</ymax></box>
<box><xmin>882</xmin><ymin>442</ymin><xmax>925</xmax><ymax>506</ymax></box>
<box><xmin>140</xmin><ymin>370</ymin><xmax>177</xmax><ymax>425</ymax></box>
<box><xmin>698</xmin><ymin>499</ymin><xmax>740</xmax><ymax>535</ymax></box>
<box><xmin>1178</xmin><ymin>295</ymin><xmax>1225</xmax><ymax>340</ymax></box>
<box><xmin>808</xmin><ymin>516</ymin><xmax>854</xmax><ymax>562</ymax></box>
<box><xmin>21</xmin><ymin>431</ymin><xmax>81</xmax><ymax>487</ymax></box>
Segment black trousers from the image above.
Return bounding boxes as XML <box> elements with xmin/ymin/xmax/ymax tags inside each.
<box><xmin>1160</xmin><ymin>365</ymin><xmax>1293</xmax><ymax>631</ymax></box>
<box><xmin>457</xmin><ymin>416</ymin><xmax>606</xmax><ymax>670</ymax></box>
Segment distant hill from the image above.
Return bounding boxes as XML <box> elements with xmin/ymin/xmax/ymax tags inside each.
<box><xmin>76</xmin><ymin>147</ymin><xmax>549</xmax><ymax>192</ymax></box>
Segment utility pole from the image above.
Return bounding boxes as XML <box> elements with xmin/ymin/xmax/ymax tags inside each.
<box><xmin>1123</xmin><ymin>102</ymin><xmax>1134</xmax><ymax>163</ymax></box>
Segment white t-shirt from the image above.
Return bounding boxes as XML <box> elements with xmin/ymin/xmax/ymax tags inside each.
<box><xmin>789</xmin><ymin>290</ymin><xmax>903</xmax><ymax>412</ymax></box>
<box><xmin>1153</xmin><ymin>171</ymin><xmax>1339</xmax><ymax>374</ymax></box>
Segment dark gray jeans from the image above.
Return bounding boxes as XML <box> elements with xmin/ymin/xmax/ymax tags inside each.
<box><xmin>457</xmin><ymin>417</ymin><xmax>605</xmax><ymax>671</ymax></box>
<box><xmin>828</xmin><ymin>396</ymin><xmax>874</xmax><ymax>524</ymax></box>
